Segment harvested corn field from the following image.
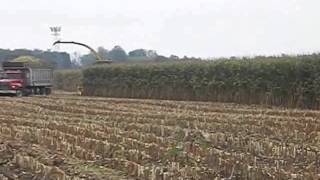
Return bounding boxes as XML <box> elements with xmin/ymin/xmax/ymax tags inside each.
<box><xmin>0</xmin><ymin>93</ymin><xmax>319</xmax><ymax>179</ymax></box>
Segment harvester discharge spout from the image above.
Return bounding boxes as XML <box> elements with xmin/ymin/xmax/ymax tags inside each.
<box><xmin>53</xmin><ymin>41</ymin><xmax>112</xmax><ymax>64</ymax></box>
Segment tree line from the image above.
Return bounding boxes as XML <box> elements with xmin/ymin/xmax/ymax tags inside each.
<box><xmin>78</xmin><ymin>46</ymin><xmax>202</xmax><ymax>66</ymax></box>
<box><xmin>0</xmin><ymin>46</ymin><xmax>202</xmax><ymax>69</ymax></box>
<box><xmin>0</xmin><ymin>48</ymin><xmax>72</xmax><ymax>69</ymax></box>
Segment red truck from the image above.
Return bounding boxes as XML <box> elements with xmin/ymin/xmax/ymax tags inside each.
<box><xmin>0</xmin><ymin>62</ymin><xmax>53</xmax><ymax>96</ymax></box>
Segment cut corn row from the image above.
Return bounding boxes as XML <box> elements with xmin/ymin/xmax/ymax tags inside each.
<box><xmin>0</xmin><ymin>94</ymin><xmax>319</xmax><ymax>179</ymax></box>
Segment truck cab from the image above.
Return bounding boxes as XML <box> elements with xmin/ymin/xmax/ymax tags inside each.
<box><xmin>0</xmin><ymin>70</ymin><xmax>24</xmax><ymax>96</ymax></box>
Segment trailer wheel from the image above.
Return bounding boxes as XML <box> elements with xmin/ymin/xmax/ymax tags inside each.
<box><xmin>39</xmin><ymin>87</ymin><xmax>46</xmax><ymax>95</ymax></box>
<box><xmin>32</xmin><ymin>87</ymin><xmax>40</xmax><ymax>95</ymax></box>
<box><xmin>16</xmin><ymin>90</ymin><xmax>23</xmax><ymax>97</ymax></box>
<box><xmin>45</xmin><ymin>88</ymin><xmax>51</xmax><ymax>95</ymax></box>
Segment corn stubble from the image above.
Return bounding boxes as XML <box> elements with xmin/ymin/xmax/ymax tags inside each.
<box><xmin>0</xmin><ymin>94</ymin><xmax>319</xmax><ymax>179</ymax></box>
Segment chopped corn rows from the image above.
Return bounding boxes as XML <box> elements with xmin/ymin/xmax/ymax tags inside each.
<box><xmin>0</xmin><ymin>94</ymin><xmax>319</xmax><ymax>179</ymax></box>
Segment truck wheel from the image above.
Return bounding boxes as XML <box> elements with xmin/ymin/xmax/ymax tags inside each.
<box><xmin>39</xmin><ymin>87</ymin><xmax>45</xmax><ymax>95</ymax></box>
<box><xmin>32</xmin><ymin>88</ymin><xmax>39</xmax><ymax>95</ymax></box>
<box><xmin>44</xmin><ymin>88</ymin><xmax>51</xmax><ymax>95</ymax></box>
<box><xmin>31</xmin><ymin>88</ymin><xmax>35</xmax><ymax>95</ymax></box>
<box><xmin>16</xmin><ymin>90</ymin><xmax>23</xmax><ymax>97</ymax></box>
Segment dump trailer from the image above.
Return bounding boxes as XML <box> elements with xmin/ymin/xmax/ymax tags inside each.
<box><xmin>0</xmin><ymin>62</ymin><xmax>53</xmax><ymax>96</ymax></box>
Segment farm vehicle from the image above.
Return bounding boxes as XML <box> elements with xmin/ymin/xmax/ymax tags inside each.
<box><xmin>0</xmin><ymin>61</ymin><xmax>53</xmax><ymax>96</ymax></box>
<box><xmin>53</xmin><ymin>41</ymin><xmax>112</xmax><ymax>95</ymax></box>
<box><xmin>53</xmin><ymin>41</ymin><xmax>112</xmax><ymax>64</ymax></box>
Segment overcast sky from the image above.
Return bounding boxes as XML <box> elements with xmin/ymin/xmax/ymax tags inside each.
<box><xmin>0</xmin><ymin>0</ymin><xmax>319</xmax><ymax>58</ymax></box>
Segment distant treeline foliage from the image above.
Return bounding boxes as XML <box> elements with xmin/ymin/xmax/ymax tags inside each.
<box><xmin>82</xmin><ymin>54</ymin><xmax>320</xmax><ymax>109</ymax></box>
<box><xmin>79</xmin><ymin>46</ymin><xmax>193</xmax><ymax>66</ymax></box>
<box><xmin>0</xmin><ymin>48</ymin><xmax>72</xmax><ymax>69</ymax></box>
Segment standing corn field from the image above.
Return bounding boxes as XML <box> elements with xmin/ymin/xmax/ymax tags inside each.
<box><xmin>82</xmin><ymin>55</ymin><xmax>320</xmax><ymax>109</ymax></box>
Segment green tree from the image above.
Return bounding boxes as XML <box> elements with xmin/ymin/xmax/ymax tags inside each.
<box><xmin>97</xmin><ymin>47</ymin><xmax>109</xmax><ymax>60</ymax></box>
<box><xmin>129</xmin><ymin>49</ymin><xmax>147</xmax><ymax>57</ymax></box>
<box><xmin>108</xmin><ymin>46</ymin><xmax>128</xmax><ymax>61</ymax></box>
<box><xmin>80</xmin><ymin>53</ymin><xmax>96</xmax><ymax>67</ymax></box>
